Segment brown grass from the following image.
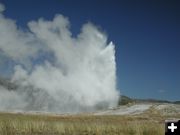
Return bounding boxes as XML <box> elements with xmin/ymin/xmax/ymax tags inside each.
<box><xmin>0</xmin><ymin>110</ymin><xmax>179</xmax><ymax>135</ymax></box>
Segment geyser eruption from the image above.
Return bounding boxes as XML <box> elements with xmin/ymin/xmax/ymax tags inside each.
<box><xmin>0</xmin><ymin>3</ymin><xmax>119</xmax><ymax>113</ymax></box>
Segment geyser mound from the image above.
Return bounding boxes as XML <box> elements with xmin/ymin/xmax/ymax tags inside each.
<box><xmin>0</xmin><ymin>3</ymin><xmax>119</xmax><ymax>113</ymax></box>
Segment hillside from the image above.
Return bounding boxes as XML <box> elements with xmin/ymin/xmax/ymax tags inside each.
<box><xmin>119</xmin><ymin>95</ymin><xmax>180</xmax><ymax>105</ymax></box>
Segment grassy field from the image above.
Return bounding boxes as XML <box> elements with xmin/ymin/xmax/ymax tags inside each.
<box><xmin>0</xmin><ymin>110</ymin><xmax>179</xmax><ymax>135</ymax></box>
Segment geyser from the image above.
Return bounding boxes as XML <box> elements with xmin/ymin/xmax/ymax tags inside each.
<box><xmin>0</xmin><ymin>3</ymin><xmax>119</xmax><ymax>113</ymax></box>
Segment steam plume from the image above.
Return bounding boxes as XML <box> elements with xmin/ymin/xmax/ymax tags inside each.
<box><xmin>0</xmin><ymin>3</ymin><xmax>119</xmax><ymax>113</ymax></box>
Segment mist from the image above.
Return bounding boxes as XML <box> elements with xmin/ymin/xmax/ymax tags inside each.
<box><xmin>0</xmin><ymin>3</ymin><xmax>119</xmax><ymax>113</ymax></box>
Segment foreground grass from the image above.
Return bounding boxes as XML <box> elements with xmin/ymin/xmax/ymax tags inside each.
<box><xmin>0</xmin><ymin>110</ymin><xmax>178</xmax><ymax>135</ymax></box>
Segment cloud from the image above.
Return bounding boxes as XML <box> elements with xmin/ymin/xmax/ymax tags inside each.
<box><xmin>0</xmin><ymin>3</ymin><xmax>119</xmax><ymax>113</ymax></box>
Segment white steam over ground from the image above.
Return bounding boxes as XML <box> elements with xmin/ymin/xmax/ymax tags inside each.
<box><xmin>0</xmin><ymin>3</ymin><xmax>119</xmax><ymax>113</ymax></box>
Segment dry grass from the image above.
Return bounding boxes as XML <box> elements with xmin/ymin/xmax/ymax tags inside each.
<box><xmin>0</xmin><ymin>110</ymin><xmax>178</xmax><ymax>135</ymax></box>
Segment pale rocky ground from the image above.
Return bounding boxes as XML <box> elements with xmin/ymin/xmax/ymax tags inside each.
<box><xmin>94</xmin><ymin>103</ymin><xmax>180</xmax><ymax>116</ymax></box>
<box><xmin>1</xmin><ymin>103</ymin><xmax>179</xmax><ymax>118</ymax></box>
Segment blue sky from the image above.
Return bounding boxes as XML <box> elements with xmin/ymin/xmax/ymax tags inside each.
<box><xmin>1</xmin><ymin>0</ymin><xmax>180</xmax><ymax>101</ymax></box>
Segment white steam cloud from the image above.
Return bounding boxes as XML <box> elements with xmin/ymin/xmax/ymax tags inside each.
<box><xmin>0</xmin><ymin>3</ymin><xmax>119</xmax><ymax>113</ymax></box>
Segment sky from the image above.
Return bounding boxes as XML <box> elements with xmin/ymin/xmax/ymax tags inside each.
<box><xmin>0</xmin><ymin>0</ymin><xmax>179</xmax><ymax>101</ymax></box>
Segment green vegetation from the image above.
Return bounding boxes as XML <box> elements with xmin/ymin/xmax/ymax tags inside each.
<box><xmin>118</xmin><ymin>95</ymin><xmax>180</xmax><ymax>105</ymax></box>
<box><xmin>118</xmin><ymin>95</ymin><xmax>134</xmax><ymax>105</ymax></box>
